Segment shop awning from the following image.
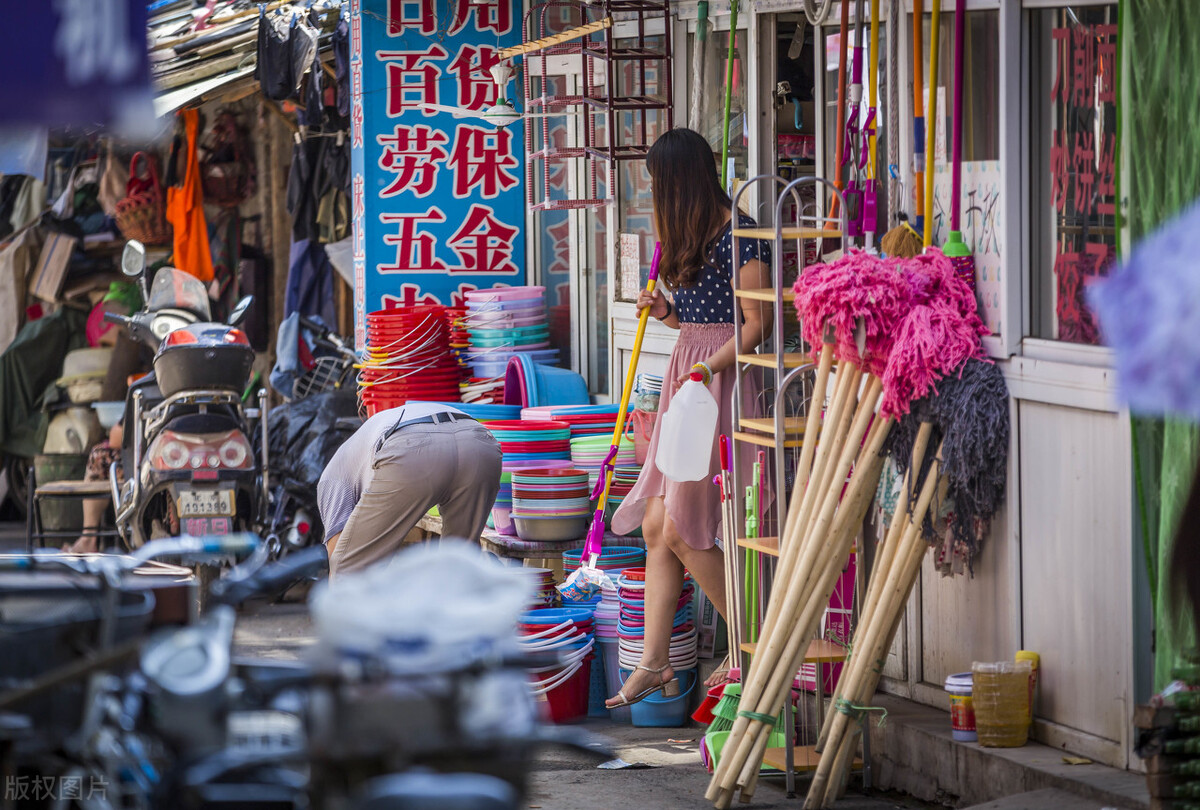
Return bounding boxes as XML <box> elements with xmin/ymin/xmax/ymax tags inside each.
<box><xmin>153</xmin><ymin>65</ymin><xmax>257</xmax><ymax>118</ymax></box>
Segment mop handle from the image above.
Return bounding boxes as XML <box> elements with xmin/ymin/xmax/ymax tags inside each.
<box><xmin>950</xmin><ymin>1</ymin><xmax>966</xmax><ymax>232</ymax></box>
<box><xmin>592</xmin><ymin>242</ymin><xmax>662</xmax><ymax>515</ymax></box>
<box><xmin>923</xmin><ymin>0</ymin><xmax>942</xmax><ymax>248</ymax></box>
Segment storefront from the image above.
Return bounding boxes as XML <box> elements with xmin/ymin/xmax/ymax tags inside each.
<box><xmin>553</xmin><ymin>0</ymin><xmax>1140</xmax><ymax>769</ymax></box>
<box><xmin>344</xmin><ymin>0</ymin><xmax>1143</xmax><ymax>770</ymax></box>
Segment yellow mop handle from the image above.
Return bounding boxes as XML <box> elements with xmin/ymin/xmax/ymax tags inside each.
<box><xmin>923</xmin><ymin>0</ymin><xmax>941</xmax><ymax>247</ymax></box>
<box><xmin>596</xmin><ymin>244</ymin><xmax>661</xmax><ymax>514</ymax></box>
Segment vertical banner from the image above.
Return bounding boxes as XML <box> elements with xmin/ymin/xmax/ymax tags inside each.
<box><xmin>350</xmin><ymin>0</ymin><xmax>525</xmax><ymax>347</ymax></box>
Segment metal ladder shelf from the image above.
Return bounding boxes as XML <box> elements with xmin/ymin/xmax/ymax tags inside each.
<box><xmin>728</xmin><ymin>173</ymin><xmax>848</xmax><ymax>795</ymax></box>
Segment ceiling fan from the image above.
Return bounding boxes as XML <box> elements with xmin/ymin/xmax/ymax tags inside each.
<box><xmin>416</xmin><ymin>63</ymin><xmax>575</xmax><ymax>127</ymax></box>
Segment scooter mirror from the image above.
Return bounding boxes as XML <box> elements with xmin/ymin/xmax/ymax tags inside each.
<box><xmin>121</xmin><ymin>240</ymin><xmax>146</xmax><ymax>278</ymax></box>
<box><xmin>228</xmin><ymin>295</ymin><xmax>254</xmax><ymax>326</ymax></box>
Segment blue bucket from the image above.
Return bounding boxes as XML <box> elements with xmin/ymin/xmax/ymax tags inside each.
<box><xmin>504</xmin><ymin>354</ymin><xmax>589</xmax><ymax>408</ymax></box>
<box><xmin>622</xmin><ymin>668</ymin><xmax>698</xmax><ymax>728</ymax></box>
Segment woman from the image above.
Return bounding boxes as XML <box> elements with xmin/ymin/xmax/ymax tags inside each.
<box><xmin>607</xmin><ymin>128</ymin><xmax>772</xmax><ymax>708</ymax></box>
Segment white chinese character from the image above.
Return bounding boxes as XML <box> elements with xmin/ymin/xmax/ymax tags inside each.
<box><xmin>30</xmin><ymin>776</ymin><xmax>55</xmax><ymax>801</ymax></box>
<box><xmin>59</xmin><ymin>775</ymin><xmax>83</xmax><ymax>800</ymax></box>
<box><xmin>88</xmin><ymin>775</ymin><xmax>109</xmax><ymax>800</ymax></box>
<box><xmin>5</xmin><ymin>776</ymin><xmax>29</xmax><ymax>801</ymax></box>
<box><xmin>53</xmin><ymin>0</ymin><xmax>139</xmax><ymax>86</ymax></box>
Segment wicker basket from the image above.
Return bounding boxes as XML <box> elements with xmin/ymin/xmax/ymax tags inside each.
<box><xmin>115</xmin><ymin>152</ymin><xmax>171</xmax><ymax>246</ymax></box>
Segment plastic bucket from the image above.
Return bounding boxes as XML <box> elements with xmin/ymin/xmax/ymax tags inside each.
<box><xmin>944</xmin><ymin>672</ymin><xmax>977</xmax><ymax>742</ymax></box>
<box><xmin>620</xmin><ymin>668</ymin><xmax>697</xmax><ymax>727</ymax></box>
<box><xmin>537</xmin><ymin>655</ymin><xmax>592</xmax><ymax>724</ymax></box>
<box><xmin>599</xmin><ymin>638</ymin><xmax>631</xmax><ymax>724</ymax></box>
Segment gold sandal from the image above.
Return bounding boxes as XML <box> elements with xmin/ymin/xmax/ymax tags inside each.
<box><xmin>607</xmin><ymin>664</ymin><xmax>679</xmax><ymax>709</ymax></box>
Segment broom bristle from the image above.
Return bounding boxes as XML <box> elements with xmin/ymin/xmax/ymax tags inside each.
<box><xmin>881</xmin><ymin>221</ymin><xmax>924</xmax><ymax>258</ymax></box>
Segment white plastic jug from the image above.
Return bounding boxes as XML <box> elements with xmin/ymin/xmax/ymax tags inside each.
<box><xmin>655</xmin><ymin>372</ymin><xmax>719</xmax><ymax>482</ymax></box>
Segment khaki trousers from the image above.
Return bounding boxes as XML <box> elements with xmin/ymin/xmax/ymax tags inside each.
<box><xmin>328</xmin><ymin>419</ymin><xmax>502</xmax><ymax>577</ymax></box>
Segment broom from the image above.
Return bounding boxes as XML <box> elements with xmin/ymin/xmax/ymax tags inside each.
<box><xmin>942</xmin><ymin>1</ymin><xmax>976</xmax><ymax>288</ymax></box>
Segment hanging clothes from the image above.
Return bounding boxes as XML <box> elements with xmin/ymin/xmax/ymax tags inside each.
<box><xmin>165</xmin><ymin>109</ymin><xmax>214</xmax><ymax>283</ymax></box>
<box><xmin>285</xmin><ymin>239</ymin><xmax>337</xmax><ymax>328</ymax></box>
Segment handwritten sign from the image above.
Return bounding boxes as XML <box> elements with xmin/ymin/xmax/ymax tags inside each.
<box><xmin>932</xmin><ymin>161</ymin><xmax>1003</xmax><ymax>336</ymax></box>
<box><xmin>349</xmin><ymin>0</ymin><xmax>526</xmax><ymax>346</ymax></box>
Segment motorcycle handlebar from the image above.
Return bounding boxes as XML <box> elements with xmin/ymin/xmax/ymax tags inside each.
<box><xmin>103</xmin><ymin>312</ymin><xmax>133</xmax><ymax>327</ymax></box>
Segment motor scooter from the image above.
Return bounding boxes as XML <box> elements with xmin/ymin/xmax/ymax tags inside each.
<box><xmin>106</xmin><ymin>240</ymin><xmax>268</xmax><ymax>551</ymax></box>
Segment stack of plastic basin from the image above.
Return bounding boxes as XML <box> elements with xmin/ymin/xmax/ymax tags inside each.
<box><xmin>560</xmin><ymin>546</ymin><xmax>647</xmax><ymax>721</ymax></box>
<box><xmin>510</xmin><ymin>468</ymin><xmax>591</xmax><ymax>542</ymax></box>
<box><xmin>358</xmin><ymin>306</ymin><xmax>460</xmax><ymax>415</ymax></box>
<box><xmin>616</xmin><ymin>567</ymin><xmax>700</xmax><ymax>727</ymax></box>
<box><xmin>520</xmin><ymin>404</ymin><xmax>634</xmax><ymax>439</ymax></box>
<box><xmin>519</xmin><ymin>607</ymin><xmax>595</xmax><ymax>724</ymax></box>
<box><xmin>569</xmin><ymin>433</ymin><xmax>637</xmax><ymax>491</ymax></box>
<box><xmin>463</xmin><ymin>287</ymin><xmax>556</xmax><ymax>379</ymax></box>
<box><xmin>483</xmin><ymin>421</ymin><xmax>572</xmax><ymax>534</ymax></box>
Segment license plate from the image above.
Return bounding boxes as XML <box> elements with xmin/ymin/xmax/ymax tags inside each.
<box><xmin>177</xmin><ymin>489</ymin><xmax>235</xmax><ymax>517</ymax></box>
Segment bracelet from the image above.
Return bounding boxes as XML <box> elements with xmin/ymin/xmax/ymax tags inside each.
<box><xmin>691</xmin><ymin>361</ymin><xmax>713</xmax><ymax>386</ymax></box>
<box><xmin>656</xmin><ymin>299</ymin><xmax>674</xmax><ymax>322</ymax></box>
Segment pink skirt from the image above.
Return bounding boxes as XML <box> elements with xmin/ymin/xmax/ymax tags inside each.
<box><xmin>612</xmin><ymin>323</ymin><xmax>772</xmax><ymax>550</ymax></box>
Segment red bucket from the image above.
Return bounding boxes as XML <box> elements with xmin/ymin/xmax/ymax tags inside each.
<box><xmin>534</xmin><ymin>655</ymin><xmax>593</xmax><ymax>724</ymax></box>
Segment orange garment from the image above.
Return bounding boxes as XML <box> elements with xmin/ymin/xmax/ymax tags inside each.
<box><xmin>165</xmin><ymin>109</ymin><xmax>214</xmax><ymax>283</ymax></box>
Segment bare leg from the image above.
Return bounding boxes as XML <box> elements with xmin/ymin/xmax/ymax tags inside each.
<box><xmin>606</xmin><ymin>496</ymin><xmax>681</xmax><ymax>706</ymax></box>
<box><xmin>64</xmin><ymin>498</ymin><xmax>108</xmax><ymax>553</ymax></box>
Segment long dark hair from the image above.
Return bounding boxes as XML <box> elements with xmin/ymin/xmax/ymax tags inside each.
<box><xmin>647</xmin><ymin>128</ymin><xmax>732</xmax><ymax>290</ymax></box>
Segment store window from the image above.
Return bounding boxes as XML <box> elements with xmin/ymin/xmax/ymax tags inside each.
<box><xmin>1028</xmin><ymin>5</ymin><xmax>1118</xmax><ymax>345</ymax></box>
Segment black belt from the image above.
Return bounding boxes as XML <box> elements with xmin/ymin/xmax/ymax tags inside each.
<box><xmin>379</xmin><ymin>411</ymin><xmax>476</xmax><ymax>445</ymax></box>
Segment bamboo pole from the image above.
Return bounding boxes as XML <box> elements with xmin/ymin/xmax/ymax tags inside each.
<box><xmin>815</xmin><ymin>420</ymin><xmax>932</xmax><ymax>752</ymax></box>
<box><xmin>803</xmin><ymin>451</ymin><xmax>944</xmax><ymax>809</ymax></box>
<box><xmin>738</xmin><ymin>430</ymin><xmax>890</xmax><ymax>800</ymax></box>
<box><xmin>817</xmin><ymin>473</ymin><xmax>951</xmax><ymax>808</ymax></box>
<box><xmin>709</xmin><ymin>417</ymin><xmax>890</xmax><ymax>805</ymax></box>
<box><xmin>497</xmin><ymin>17</ymin><xmax>614</xmax><ymax>60</ymax></box>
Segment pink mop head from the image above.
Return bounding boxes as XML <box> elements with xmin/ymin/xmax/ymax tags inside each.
<box><xmin>793</xmin><ymin>250</ymin><xmax>914</xmax><ymax>374</ymax></box>
<box><xmin>879</xmin><ymin>249</ymin><xmax>991</xmax><ymax>419</ymax></box>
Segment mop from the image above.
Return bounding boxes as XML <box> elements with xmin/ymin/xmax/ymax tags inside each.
<box><xmin>558</xmin><ymin>243</ymin><xmax>662</xmax><ymax>601</ymax></box>
<box><xmin>706</xmin><ymin>253</ymin><xmax>914</xmax><ymax>808</ymax></box>
<box><xmin>807</xmin><ymin>357</ymin><xmax>1008</xmax><ymax>807</ymax></box>
<box><xmin>941</xmin><ymin>2</ymin><xmax>977</xmax><ymax>287</ymax></box>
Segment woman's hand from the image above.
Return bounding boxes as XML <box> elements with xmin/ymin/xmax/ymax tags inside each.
<box><xmin>637</xmin><ymin>288</ymin><xmax>669</xmax><ymax>320</ymax></box>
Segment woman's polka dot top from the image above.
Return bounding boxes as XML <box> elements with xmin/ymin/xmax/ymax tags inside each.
<box><xmin>672</xmin><ymin>213</ymin><xmax>772</xmax><ymax>324</ymax></box>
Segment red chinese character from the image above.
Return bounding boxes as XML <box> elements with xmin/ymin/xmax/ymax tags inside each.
<box><xmin>1051</xmin><ymin>27</ymin><xmax>1070</xmax><ymax>108</ymax></box>
<box><xmin>447</xmin><ymin>126</ymin><xmax>520</xmax><ymax>199</ymax></box>
<box><xmin>447</xmin><ymin>205</ymin><xmax>518</xmax><ymax>274</ymax></box>
<box><xmin>448</xmin><ymin>44</ymin><xmax>501</xmax><ymax>110</ymax></box>
<box><xmin>1096</xmin><ymin>24</ymin><xmax>1117</xmax><ymax>104</ymax></box>
<box><xmin>383</xmin><ymin>284</ymin><xmax>442</xmax><ymax>308</ymax></box>
<box><xmin>377</xmin><ymin>125</ymin><xmax>449</xmax><ymax>197</ymax></box>
<box><xmin>379</xmin><ymin>44</ymin><xmax>448</xmax><ymax>117</ymax></box>
<box><xmin>1072</xmin><ymin>130</ymin><xmax>1096</xmax><ymax>217</ymax></box>
<box><xmin>1096</xmin><ymin>131</ymin><xmax>1116</xmax><ymax>216</ymax></box>
<box><xmin>1049</xmin><ymin>130</ymin><xmax>1068</xmax><ymax>214</ymax></box>
<box><xmin>450</xmin><ymin>0</ymin><xmax>513</xmax><ymax>35</ymax></box>
<box><xmin>379</xmin><ymin>207</ymin><xmax>448</xmax><ymax>273</ymax></box>
<box><xmin>387</xmin><ymin>0</ymin><xmax>436</xmax><ymax>36</ymax></box>
<box><xmin>1071</xmin><ymin>26</ymin><xmax>1094</xmax><ymax>109</ymax></box>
